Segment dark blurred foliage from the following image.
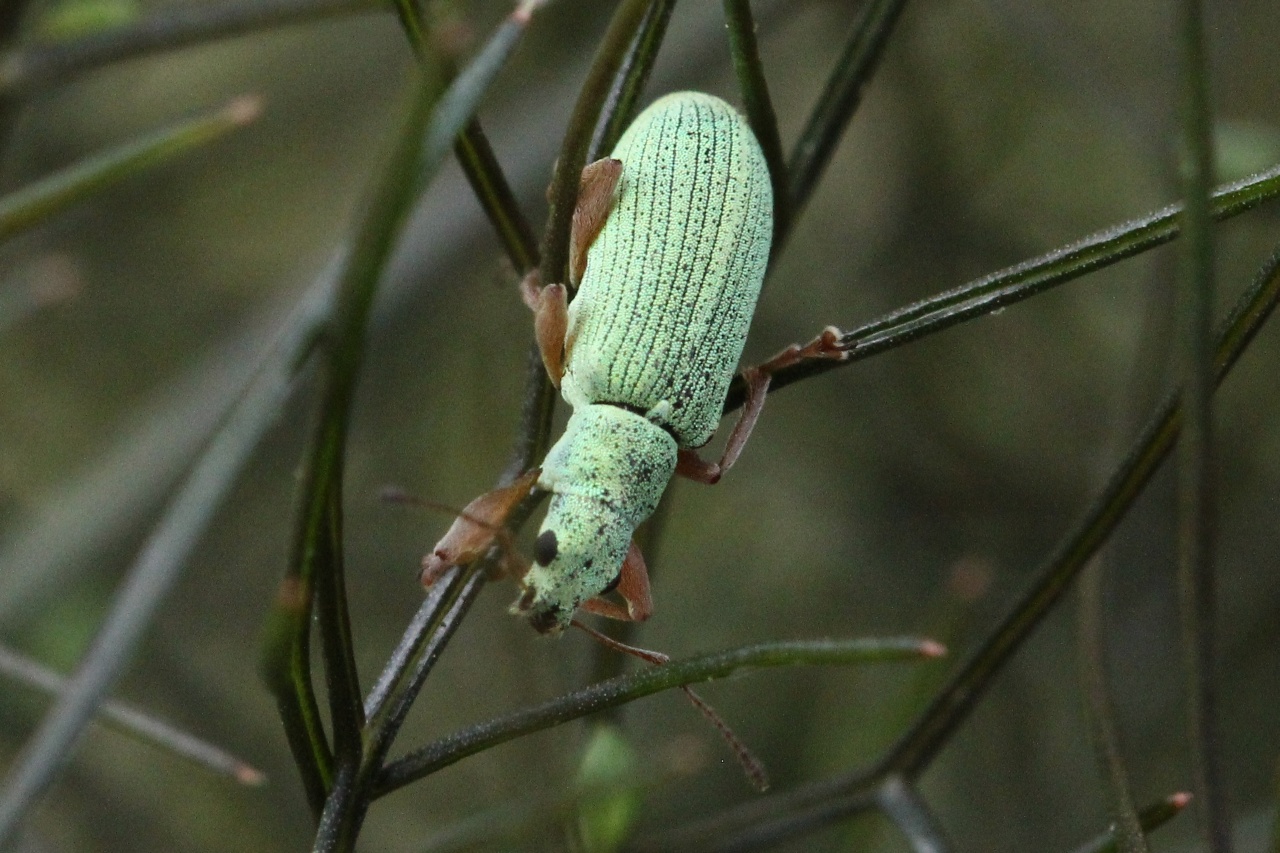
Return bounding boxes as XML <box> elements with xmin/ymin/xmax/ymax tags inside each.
<box><xmin>0</xmin><ymin>0</ymin><xmax>1278</xmax><ymax>850</ymax></box>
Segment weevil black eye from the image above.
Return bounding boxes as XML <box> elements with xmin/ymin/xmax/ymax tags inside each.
<box><xmin>600</xmin><ymin>571</ymin><xmax>622</xmax><ymax>594</ymax></box>
<box><xmin>533</xmin><ymin>530</ymin><xmax>559</xmax><ymax>566</ymax></box>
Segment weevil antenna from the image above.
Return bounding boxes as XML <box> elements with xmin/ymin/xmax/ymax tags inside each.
<box><xmin>570</xmin><ymin>620</ymin><xmax>770</xmax><ymax>792</ymax></box>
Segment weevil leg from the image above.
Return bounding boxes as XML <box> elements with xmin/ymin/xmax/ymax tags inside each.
<box><xmin>519</xmin><ymin>270</ymin><xmax>570</xmax><ymax>387</ymax></box>
<box><xmin>568</xmin><ymin>157</ymin><xmax>623</xmax><ymax>287</ymax></box>
<box><xmin>676</xmin><ymin>367</ymin><xmax>770</xmax><ymax>485</ymax></box>
<box><xmin>753</xmin><ymin>325</ymin><xmax>848</xmax><ymax>375</ymax></box>
<box><xmin>578</xmin><ymin>540</ymin><xmax>653</xmax><ymax>622</ymax></box>
<box><xmin>420</xmin><ymin>468</ymin><xmax>540</xmax><ymax>586</ymax></box>
<box><xmin>677</xmin><ymin>327</ymin><xmax>848</xmax><ymax>485</ymax></box>
<box><xmin>533</xmin><ymin>282</ymin><xmax>568</xmax><ymax>387</ymax></box>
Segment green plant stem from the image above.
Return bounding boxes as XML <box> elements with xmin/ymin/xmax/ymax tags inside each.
<box><xmin>290</xmin><ymin>73</ymin><xmax>447</xmax><ymax>784</ymax></box>
<box><xmin>454</xmin><ymin>120</ymin><xmax>540</xmax><ymax>271</ymax></box>
<box><xmin>539</xmin><ymin>0</ymin><xmax>657</xmax><ymax>290</ymax></box>
<box><xmin>0</xmin><ymin>643</ymin><xmax>264</xmax><ymax>785</ymax></box>
<box><xmin>1175</xmin><ymin>1</ymin><xmax>1228</xmax><ymax>851</ymax></box>
<box><xmin>0</xmin><ymin>0</ymin><xmax>383</xmax><ymax>95</ymax></box>
<box><xmin>627</xmin><ymin>777</ymin><xmax>880</xmax><ymax>852</ymax></box>
<box><xmin>292</xmin><ymin>6</ymin><xmax>549</xmax><ymax>847</ymax></box>
<box><xmin>0</xmin><ymin>96</ymin><xmax>259</xmax><ymax>241</ymax></box>
<box><xmin>876</xmin><ymin>244</ymin><xmax>1280</xmax><ymax>779</ymax></box>
<box><xmin>785</xmin><ymin>0</ymin><xmax>909</xmax><ymax>231</ymax></box>
<box><xmin>587</xmin><ymin>0</ymin><xmax>675</xmax><ymax>160</ymax></box>
<box><xmin>659</xmin><ymin>243</ymin><xmax>1280</xmax><ymax>850</ymax></box>
<box><xmin>722</xmin><ymin>0</ymin><xmax>787</xmax><ymax>247</ymax></box>
<box><xmin>374</xmin><ymin>637</ymin><xmax>939</xmax><ymax>796</ymax></box>
<box><xmin>1068</xmin><ymin>793</ymin><xmax>1193</xmax><ymax>853</ymax></box>
<box><xmin>1078</xmin><ymin>559</ymin><xmax>1149</xmax><ymax>853</ymax></box>
<box><xmin>725</xmin><ymin>162</ymin><xmax>1280</xmax><ymax>411</ymax></box>
<box><xmin>391</xmin><ymin>2</ymin><xmax>540</xmax><ymax>274</ymax></box>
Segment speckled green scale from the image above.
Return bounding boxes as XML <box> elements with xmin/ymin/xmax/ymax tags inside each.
<box><xmin>524</xmin><ymin>92</ymin><xmax>773</xmax><ymax>633</ymax></box>
<box><xmin>523</xmin><ymin>405</ymin><xmax>677</xmax><ymax>628</ymax></box>
<box><xmin>560</xmin><ymin>91</ymin><xmax>774</xmax><ymax>448</ymax></box>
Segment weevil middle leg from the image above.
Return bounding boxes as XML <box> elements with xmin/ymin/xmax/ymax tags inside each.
<box><xmin>677</xmin><ymin>326</ymin><xmax>848</xmax><ymax>484</ymax></box>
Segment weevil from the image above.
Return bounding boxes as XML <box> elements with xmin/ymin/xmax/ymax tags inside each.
<box><xmin>422</xmin><ymin>91</ymin><xmax>845</xmax><ymax>634</ymax></box>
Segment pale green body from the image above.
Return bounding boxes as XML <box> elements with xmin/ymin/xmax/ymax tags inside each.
<box><xmin>522</xmin><ymin>92</ymin><xmax>773</xmax><ymax>632</ymax></box>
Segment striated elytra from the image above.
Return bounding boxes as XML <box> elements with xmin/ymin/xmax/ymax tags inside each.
<box><xmin>519</xmin><ymin>91</ymin><xmax>774</xmax><ymax>632</ymax></box>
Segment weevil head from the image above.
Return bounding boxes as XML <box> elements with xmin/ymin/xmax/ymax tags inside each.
<box><xmin>512</xmin><ymin>503</ymin><xmax>631</xmax><ymax>635</ymax></box>
<box><xmin>515</xmin><ymin>404</ymin><xmax>677</xmax><ymax>634</ymax></box>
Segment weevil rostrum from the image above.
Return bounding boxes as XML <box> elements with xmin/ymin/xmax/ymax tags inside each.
<box><xmin>421</xmin><ymin>91</ymin><xmax>845</xmax><ymax>634</ymax></box>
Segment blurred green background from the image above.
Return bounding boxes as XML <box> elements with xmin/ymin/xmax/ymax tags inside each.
<box><xmin>1</xmin><ymin>0</ymin><xmax>1279</xmax><ymax>850</ymax></box>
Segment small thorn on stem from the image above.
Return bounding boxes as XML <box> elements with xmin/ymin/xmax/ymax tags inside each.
<box><xmin>1168</xmin><ymin>791</ymin><xmax>1193</xmax><ymax>809</ymax></box>
<box><xmin>920</xmin><ymin>640</ymin><xmax>948</xmax><ymax>658</ymax></box>
<box><xmin>224</xmin><ymin>94</ymin><xmax>264</xmax><ymax>125</ymax></box>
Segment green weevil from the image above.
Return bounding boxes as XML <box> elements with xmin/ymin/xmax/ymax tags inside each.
<box><xmin>421</xmin><ymin>91</ymin><xmax>845</xmax><ymax>634</ymax></box>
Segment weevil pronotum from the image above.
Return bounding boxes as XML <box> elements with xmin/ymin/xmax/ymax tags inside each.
<box><xmin>422</xmin><ymin>91</ymin><xmax>846</xmax><ymax>634</ymax></box>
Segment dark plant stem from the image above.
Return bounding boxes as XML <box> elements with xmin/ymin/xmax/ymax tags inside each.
<box><xmin>539</xmin><ymin>0</ymin><xmax>657</xmax><ymax>290</ymax></box>
<box><xmin>0</xmin><ymin>0</ymin><xmax>382</xmax><ymax>95</ymax></box>
<box><xmin>785</xmin><ymin>0</ymin><xmax>910</xmax><ymax>228</ymax></box>
<box><xmin>374</xmin><ymin>637</ymin><xmax>939</xmax><ymax>796</ymax></box>
<box><xmin>1068</xmin><ymin>793</ymin><xmax>1192</xmax><ymax>853</ymax></box>
<box><xmin>392</xmin><ymin>3</ymin><xmax>540</xmax><ymax>275</ymax></box>
<box><xmin>588</xmin><ymin>0</ymin><xmax>675</xmax><ymax>160</ymax></box>
<box><xmin>875</xmin><ymin>775</ymin><xmax>953</xmax><ymax>853</ymax></box>
<box><xmin>723</xmin><ymin>0</ymin><xmax>788</xmax><ymax>246</ymax></box>
<box><xmin>724</xmin><ymin>162</ymin><xmax>1280</xmax><ymax>411</ymax></box>
<box><xmin>1174</xmin><ymin>1</ymin><xmax>1228</xmax><ymax>851</ymax></box>
<box><xmin>1078</xmin><ymin>558</ymin><xmax>1150</xmax><ymax>853</ymax></box>
<box><xmin>656</xmin><ymin>244</ymin><xmax>1280</xmax><ymax>850</ymax></box>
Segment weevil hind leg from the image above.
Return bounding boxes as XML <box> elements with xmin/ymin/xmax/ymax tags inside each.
<box><xmin>676</xmin><ymin>367</ymin><xmax>770</xmax><ymax>485</ymax></box>
<box><xmin>568</xmin><ymin>157</ymin><xmax>622</xmax><ymax>287</ymax></box>
<box><xmin>677</xmin><ymin>327</ymin><xmax>848</xmax><ymax>485</ymax></box>
<box><xmin>420</xmin><ymin>469</ymin><xmax>540</xmax><ymax>586</ymax></box>
<box><xmin>577</xmin><ymin>540</ymin><xmax>653</xmax><ymax>622</ymax></box>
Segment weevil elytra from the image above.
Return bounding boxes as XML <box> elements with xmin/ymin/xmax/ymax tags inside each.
<box><xmin>422</xmin><ymin>91</ymin><xmax>846</xmax><ymax>634</ymax></box>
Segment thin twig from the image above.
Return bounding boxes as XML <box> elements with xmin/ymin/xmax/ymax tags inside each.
<box><xmin>725</xmin><ymin>162</ymin><xmax>1280</xmax><ymax>410</ymax></box>
<box><xmin>658</xmin><ymin>243</ymin><xmax>1280</xmax><ymax>849</ymax></box>
<box><xmin>785</xmin><ymin>0</ymin><xmax>910</xmax><ymax>229</ymax></box>
<box><xmin>1078</xmin><ymin>558</ymin><xmax>1150</xmax><ymax>853</ymax></box>
<box><xmin>0</xmin><ymin>253</ymin><xmax>340</xmax><ymax>847</ymax></box>
<box><xmin>539</xmin><ymin>0</ymin><xmax>656</xmax><ymax>290</ymax></box>
<box><xmin>1068</xmin><ymin>793</ymin><xmax>1193</xmax><ymax>853</ymax></box>
<box><xmin>394</xmin><ymin>2</ymin><xmax>540</xmax><ymax>274</ymax></box>
<box><xmin>875</xmin><ymin>775</ymin><xmax>953</xmax><ymax>853</ymax></box>
<box><xmin>0</xmin><ymin>643</ymin><xmax>265</xmax><ymax>785</ymax></box>
<box><xmin>587</xmin><ymin>0</ymin><xmax>675</xmax><ymax>160</ymax></box>
<box><xmin>0</xmin><ymin>96</ymin><xmax>260</xmax><ymax>241</ymax></box>
<box><xmin>1174</xmin><ymin>0</ymin><xmax>1228</xmax><ymax>850</ymax></box>
<box><xmin>375</xmin><ymin>637</ymin><xmax>941</xmax><ymax>796</ymax></box>
<box><xmin>723</xmin><ymin>0</ymin><xmax>788</xmax><ymax>247</ymax></box>
<box><xmin>0</xmin><ymin>0</ymin><xmax>383</xmax><ymax>95</ymax></box>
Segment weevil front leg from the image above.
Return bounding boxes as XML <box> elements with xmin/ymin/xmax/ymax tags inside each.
<box><xmin>420</xmin><ymin>468</ymin><xmax>540</xmax><ymax>586</ymax></box>
<box><xmin>677</xmin><ymin>326</ymin><xmax>848</xmax><ymax>484</ymax></box>
<box><xmin>577</xmin><ymin>540</ymin><xmax>653</xmax><ymax>622</ymax></box>
<box><xmin>520</xmin><ymin>157</ymin><xmax>624</xmax><ymax>386</ymax></box>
